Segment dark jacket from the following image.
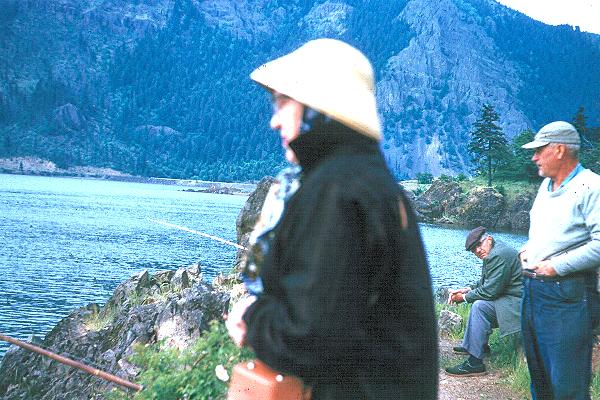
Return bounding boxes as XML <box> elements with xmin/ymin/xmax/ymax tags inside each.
<box><xmin>243</xmin><ymin>131</ymin><xmax>438</xmax><ymax>399</ymax></box>
<box><xmin>464</xmin><ymin>239</ymin><xmax>523</xmax><ymax>336</ymax></box>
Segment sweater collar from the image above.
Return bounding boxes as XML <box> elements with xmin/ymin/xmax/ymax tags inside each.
<box><xmin>288</xmin><ymin>131</ymin><xmax>380</xmax><ymax>172</ymax></box>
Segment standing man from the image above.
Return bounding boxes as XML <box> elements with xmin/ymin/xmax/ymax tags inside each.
<box><xmin>445</xmin><ymin>226</ymin><xmax>522</xmax><ymax>377</ymax></box>
<box><xmin>226</xmin><ymin>39</ymin><xmax>438</xmax><ymax>399</ymax></box>
<box><xmin>520</xmin><ymin>121</ymin><xmax>600</xmax><ymax>399</ymax></box>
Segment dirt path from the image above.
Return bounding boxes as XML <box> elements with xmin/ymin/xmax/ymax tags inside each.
<box><xmin>438</xmin><ymin>337</ymin><xmax>526</xmax><ymax>400</ymax></box>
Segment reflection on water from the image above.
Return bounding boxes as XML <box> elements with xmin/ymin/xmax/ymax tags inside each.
<box><xmin>0</xmin><ymin>174</ymin><xmax>529</xmax><ymax>359</ymax></box>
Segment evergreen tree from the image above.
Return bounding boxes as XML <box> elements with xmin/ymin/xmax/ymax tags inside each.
<box><xmin>495</xmin><ymin>129</ymin><xmax>539</xmax><ymax>182</ymax></box>
<box><xmin>468</xmin><ymin>104</ymin><xmax>509</xmax><ymax>186</ymax></box>
<box><xmin>573</xmin><ymin>107</ymin><xmax>600</xmax><ymax>173</ymax></box>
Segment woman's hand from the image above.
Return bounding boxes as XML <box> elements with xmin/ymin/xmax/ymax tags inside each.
<box><xmin>225</xmin><ymin>295</ymin><xmax>257</xmax><ymax>347</ymax></box>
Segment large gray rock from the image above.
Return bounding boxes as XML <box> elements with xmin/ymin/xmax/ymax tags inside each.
<box><xmin>0</xmin><ymin>267</ymin><xmax>228</xmax><ymax>400</ymax></box>
<box><xmin>414</xmin><ymin>180</ymin><xmax>462</xmax><ymax>222</ymax></box>
<box><xmin>497</xmin><ymin>190</ymin><xmax>536</xmax><ymax>232</ymax></box>
<box><xmin>53</xmin><ymin>103</ymin><xmax>85</xmax><ymax>131</ymax></box>
<box><xmin>234</xmin><ymin>176</ymin><xmax>275</xmax><ymax>272</ymax></box>
<box><xmin>438</xmin><ymin>310</ymin><xmax>463</xmax><ymax>338</ymax></box>
<box><xmin>456</xmin><ymin>187</ymin><xmax>505</xmax><ymax>228</ymax></box>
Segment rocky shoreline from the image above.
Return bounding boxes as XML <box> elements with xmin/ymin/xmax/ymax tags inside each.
<box><xmin>0</xmin><ymin>157</ymin><xmax>256</xmax><ymax>195</ymax></box>
<box><xmin>408</xmin><ymin>179</ymin><xmax>536</xmax><ymax>232</ymax></box>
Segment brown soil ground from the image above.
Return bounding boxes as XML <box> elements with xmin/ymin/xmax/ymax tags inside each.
<box><xmin>439</xmin><ymin>337</ymin><xmax>600</xmax><ymax>400</ymax></box>
<box><xmin>438</xmin><ymin>337</ymin><xmax>526</xmax><ymax>400</ymax></box>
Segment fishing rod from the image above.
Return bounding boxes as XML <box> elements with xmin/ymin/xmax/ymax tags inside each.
<box><xmin>148</xmin><ymin>218</ymin><xmax>248</xmax><ymax>251</ymax></box>
<box><xmin>0</xmin><ymin>332</ymin><xmax>143</xmax><ymax>392</ymax></box>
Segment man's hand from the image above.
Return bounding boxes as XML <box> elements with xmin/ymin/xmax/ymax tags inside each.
<box><xmin>519</xmin><ymin>250</ymin><xmax>528</xmax><ymax>267</ymax></box>
<box><xmin>225</xmin><ymin>295</ymin><xmax>257</xmax><ymax>347</ymax></box>
<box><xmin>528</xmin><ymin>260</ymin><xmax>558</xmax><ymax>277</ymax></box>
<box><xmin>447</xmin><ymin>288</ymin><xmax>470</xmax><ymax>304</ymax></box>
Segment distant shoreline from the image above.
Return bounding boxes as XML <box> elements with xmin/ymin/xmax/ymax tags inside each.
<box><xmin>0</xmin><ymin>156</ymin><xmax>256</xmax><ymax>195</ymax></box>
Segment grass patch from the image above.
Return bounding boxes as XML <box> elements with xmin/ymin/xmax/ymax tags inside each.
<box><xmin>592</xmin><ymin>368</ymin><xmax>600</xmax><ymax>399</ymax></box>
<box><xmin>457</xmin><ymin>177</ymin><xmax>538</xmax><ymax>202</ymax></box>
<box><xmin>106</xmin><ymin>320</ymin><xmax>253</xmax><ymax>400</ymax></box>
<box><xmin>84</xmin><ymin>305</ymin><xmax>119</xmax><ymax>331</ymax></box>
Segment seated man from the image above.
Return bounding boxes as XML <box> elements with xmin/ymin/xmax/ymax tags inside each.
<box><xmin>445</xmin><ymin>226</ymin><xmax>523</xmax><ymax>376</ymax></box>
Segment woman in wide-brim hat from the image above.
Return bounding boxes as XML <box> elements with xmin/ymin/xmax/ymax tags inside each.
<box><xmin>227</xmin><ymin>38</ymin><xmax>438</xmax><ymax>400</ymax></box>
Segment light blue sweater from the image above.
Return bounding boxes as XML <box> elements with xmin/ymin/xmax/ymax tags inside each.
<box><xmin>525</xmin><ymin>168</ymin><xmax>600</xmax><ymax>276</ymax></box>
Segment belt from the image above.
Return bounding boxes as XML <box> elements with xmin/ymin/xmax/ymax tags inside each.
<box><xmin>522</xmin><ymin>269</ymin><xmax>589</xmax><ymax>282</ymax></box>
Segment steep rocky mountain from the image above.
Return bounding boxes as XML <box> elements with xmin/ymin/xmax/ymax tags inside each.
<box><xmin>1</xmin><ymin>0</ymin><xmax>599</xmax><ymax>180</ymax></box>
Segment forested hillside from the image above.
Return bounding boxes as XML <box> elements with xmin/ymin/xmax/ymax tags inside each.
<box><xmin>1</xmin><ymin>0</ymin><xmax>599</xmax><ymax>181</ymax></box>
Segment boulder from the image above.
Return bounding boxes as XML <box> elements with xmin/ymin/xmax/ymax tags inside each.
<box><xmin>438</xmin><ymin>310</ymin><xmax>463</xmax><ymax>337</ymax></box>
<box><xmin>234</xmin><ymin>176</ymin><xmax>275</xmax><ymax>272</ymax></box>
<box><xmin>504</xmin><ymin>190</ymin><xmax>536</xmax><ymax>232</ymax></box>
<box><xmin>414</xmin><ymin>180</ymin><xmax>462</xmax><ymax>222</ymax></box>
<box><xmin>53</xmin><ymin>103</ymin><xmax>85</xmax><ymax>131</ymax></box>
<box><xmin>456</xmin><ymin>186</ymin><xmax>504</xmax><ymax>228</ymax></box>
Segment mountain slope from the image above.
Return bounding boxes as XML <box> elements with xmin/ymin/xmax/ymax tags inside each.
<box><xmin>0</xmin><ymin>0</ymin><xmax>598</xmax><ymax>181</ymax></box>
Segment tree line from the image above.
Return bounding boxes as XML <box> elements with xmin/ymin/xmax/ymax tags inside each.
<box><xmin>466</xmin><ymin>104</ymin><xmax>599</xmax><ymax>186</ymax></box>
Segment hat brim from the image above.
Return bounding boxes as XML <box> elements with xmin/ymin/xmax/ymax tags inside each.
<box><xmin>250</xmin><ymin>40</ymin><xmax>381</xmax><ymax>141</ymax></box>
<box><xmin>521</xmin><ymin>140</ymin><xmax>549</xmax><ymax>149</ymax></box>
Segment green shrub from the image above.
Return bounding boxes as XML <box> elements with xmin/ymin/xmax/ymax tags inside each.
<box><xmin>84</xmin><ymin>305</ymin><xmax>118</xmax><ymax>331</ymax></box>
<box><xmin>592</xmin><ymin>368</ymin><xmax>600</xmax><ymax>399</ymax></box>
<box><xmin>412</xmin><ymin>186</ymin><xmax>426</xmax><ymax>197</ymax></box>
<box><xmin>438</xmin><ymin>174</ymin><xmax>453</xmax><ymax>182</ymax></box>
<box><xmin>455</xmin><ymin>173</ymin><xmax>467</xmax><ymax>182</ymax></box>
<box><xmin>107</xmin><ymin>320</ymin><xmax>253</xmax><ymax>400</ymax></box>
<box><xmin>416</xmin><ymin>172</ymin><xmax>433</xmax><ymax>184</ymax></box>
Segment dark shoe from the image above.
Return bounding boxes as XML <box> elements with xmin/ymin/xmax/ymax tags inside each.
<box><xmin>445</xmin><ymin>359</ymin><xmax>487</xmax><ymax>377</ymax></box>
<box><xmin>452</xmin><ymin>344</ymin><xmax>491</xmax><ymax>355</ymax></box>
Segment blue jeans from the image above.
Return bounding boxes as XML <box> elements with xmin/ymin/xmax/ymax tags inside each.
<box><xmin>462</xmin><ymin>300</ymin><xmax>498</xmax><ymax>359</ymax></box>
<box><xmin>521</xmin><ymin>275</ymin><xmax>594</xmax><ymax>400</ymax></box>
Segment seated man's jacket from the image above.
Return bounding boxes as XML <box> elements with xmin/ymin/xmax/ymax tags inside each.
<box><xmin>465</xmin><ymin>240</ymin><xmax>523</xmax><ymax>337</ymax></box>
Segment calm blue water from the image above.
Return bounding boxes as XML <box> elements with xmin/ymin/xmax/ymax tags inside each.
<box><xmin>0</xmin><ymin>174</ymin><xmax>528</xmax><ymax>359</ymax></box>
<box><xmin>0</xmin><ymin>174</ymin><xmax>247</xmax><ymax>358</ymax></box>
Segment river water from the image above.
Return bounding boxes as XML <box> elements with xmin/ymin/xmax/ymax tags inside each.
<box><xmin>0</xmin><ymin>174</ymin><xmax>527</xmax><ymax>358</ymax></box>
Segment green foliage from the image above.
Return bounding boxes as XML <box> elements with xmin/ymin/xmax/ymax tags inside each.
<box><xmin>468</xmin><ymin>104</ymin><xmax>510</xmax><ymax>186</ymax></box>
<box><xmin>107</xmin><ymin>320</ymin><xmax>253</xmax><ymax>400</ymax></box>
<box><xmin>455</xmin><ymin>173</ymin><xmax>467</xmax><ymax>182</ymax></box>
<box><xmin>412</xmin><ymin>186</ymin><xmax>426</xmax><ymax>197</ymax></box>
<box><xmin>416</xmin><ymin>172</ymin><xmax>434</xmax><ymax>184</ymax></box>
<box><xmin>84</xmin><ymin>305</ymin><xmax>118</xmax><ymax>332</ymax></box>
<box><xmin>574</xmin><ymin>107</ymin><xmax>600</xmax><ymax>174</ymax></box>
<box><xmin>438</xmin><ymin>174</ymin><xmax>453</xmax><ymax>182</ymax></box>
<box><xmin>494</xmin><ymin>129</ymin><xmax>539</xmax><ymax>182</ymax></box>
<box><xmin>592</xmin><ymin>368</ymin><xmax>600</xmax><ymax>400</ymax></box>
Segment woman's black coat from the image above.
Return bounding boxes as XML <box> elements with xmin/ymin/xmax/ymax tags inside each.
<box><xmin>243</xmin><ymin>131</ymin><xmax>438</xmax><ymax>399</ymax></box>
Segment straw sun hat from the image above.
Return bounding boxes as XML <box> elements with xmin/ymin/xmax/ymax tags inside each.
<box><xmin>250</xmin><ymin>38</ymin><xmax>382</xmax><ymax>141</ymax></box>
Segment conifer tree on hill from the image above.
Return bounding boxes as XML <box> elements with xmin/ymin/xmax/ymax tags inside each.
<box><xmin>468</xmin><ymin>103</ymin><xmax>509</xmax><ymax>187</ymax></box>
<box><xmin>572</xmin><ymin>106</ymin><xmax>600</xmax><ymax>173</ymax></box>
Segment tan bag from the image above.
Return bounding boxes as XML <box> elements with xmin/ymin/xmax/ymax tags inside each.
<box><xmin>228</xmin><ymin>359</ymin><xmax>311</xmax><ymax>400</ymax></box>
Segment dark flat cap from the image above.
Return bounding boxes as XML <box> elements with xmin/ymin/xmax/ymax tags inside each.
<box><xmin>465</xmin><ymin>226</ymin><xmax>486</xmax><ymax>251</ymax></box>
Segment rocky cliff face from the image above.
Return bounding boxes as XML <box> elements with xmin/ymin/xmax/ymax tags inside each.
<box><xmin>379</xmin><ymin>0</ymin><xmax>529</xmax><ymax>176</ymax></box>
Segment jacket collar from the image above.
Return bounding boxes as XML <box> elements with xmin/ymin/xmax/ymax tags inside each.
<box><xmin>289</xmin><ymin>131</ymin><xmax>380</xmax><ymax>172</ymax></box>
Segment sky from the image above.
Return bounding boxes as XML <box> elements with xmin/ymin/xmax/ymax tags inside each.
<box><xmin>495</xmin><ymin>0</ymin><xmax>600</xmax><ymax>35</ymax></box>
